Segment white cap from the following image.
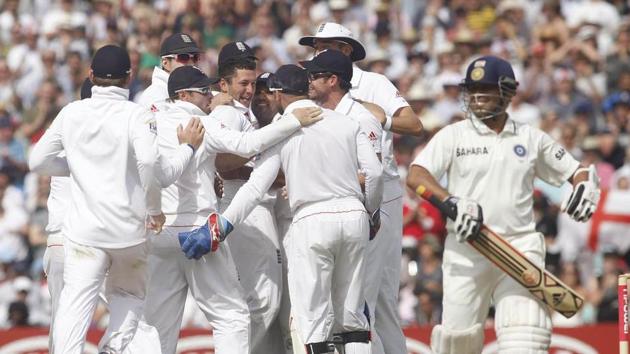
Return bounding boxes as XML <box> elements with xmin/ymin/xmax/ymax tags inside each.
<box><xmin>299</xmin><ymin>22</ymin><xmax>366</xmax><ymax>61</ymax></box>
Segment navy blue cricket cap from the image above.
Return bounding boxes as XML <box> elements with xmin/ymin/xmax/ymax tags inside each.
<box><xmin>256</xmin><ymin>72</ymin><xmax>274</xmax><ymax>88</ymax></box>
<box><xmin>268</xmin><ymin>65</ymin><xmax>309</xmax><ymax>96</ymax></box>
<box><xmin>168</xmin><ymin>66</ymin><xmax>219</xmax><ymax>98</ymax></box>
<box><xmin>160</xmin><ymin>33</ymin><xmax>201</xmax><ymax>56</ymax></box>
<box><xmin>91</xmin><ymin>45</ymin><xmax>131</xmax><ymax>79</ymax></box>
<box><xmin>300</xmin><ymin>49</ymin><xmax>353</xmax><ymax>84</ymax></box>
<box><xmin>460</xmin><ymin>55</ymin><xmax>517</xmax><ymax>88</ymax></box>
<box><xmin>80</xmin><ymin>78</ymin><xmax>93</xmax><ymax>99</ymax></box>
<box><xmin>218</xmin><ymin>41</ymin><xmax>257</xmax><ymax>68</ymax></box>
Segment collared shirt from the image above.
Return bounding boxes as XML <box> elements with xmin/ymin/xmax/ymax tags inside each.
<box><xmin>137</xmin><ymin>67</ymin><xmax>170</xmax><ymax>108</ymax></box>
<box><xmin>411</xmin><ymin>117</ymin><xmax>580</xmax><ymax>236</ymax></box>
<box><xmin>335</xmin><ymin>92</ymin><xmax>382</xmax><ymax>154</ymax></box>
<box><xmin>29</xmin><ymin>86</ymin><xmax>162</xmax><ymax>248</ymax></box>
<box><xmin>350</xmin><ymin>65</ymin><xmax>410</xmax><ymax>181</ymax></box>
<box><xmin>223</xmin><ymin>99</ymin><xmax>383</xmax><ymax>225</ymax></box>
<box><xmin>156</xmin><ymin>100</ymin><xmax>303</xmax><ymax>226</ymax></box>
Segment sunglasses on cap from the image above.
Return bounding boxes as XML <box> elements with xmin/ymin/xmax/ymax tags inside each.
<box><xmin>175</xmin><ymin>87</ymin><xmax>211</xmax><ymax>95</ymax></box>
<box><xmin>163</xmin><ymin>53</ymin><xmax>200</xmax><ymax>64</ymax></box>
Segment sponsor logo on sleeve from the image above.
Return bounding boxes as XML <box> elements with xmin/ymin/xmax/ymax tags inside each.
<box><xmin>555</xmin><ymin>147</ymin><xmax>565</xmax><ymax>160</ymax></box>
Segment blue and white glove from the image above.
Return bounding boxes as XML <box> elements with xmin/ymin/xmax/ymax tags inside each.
<box><xmin>178</xmin><ymin>213</ymin><xmax>234</xmax><ymax>259</ymax></box>
<box><xmin>562</xmin><ymin>164</ymin><xmax>600</xmax><ymax>222</ymax></box>
<box><xmin>444</xmin><ymin>196</ymin><xmax>483</xmax><ymax>243</ymax></box>
<box><xmin>369</xmin><ymin>208</ymin><xmax>381</xmax><ymax>240</ymax></box>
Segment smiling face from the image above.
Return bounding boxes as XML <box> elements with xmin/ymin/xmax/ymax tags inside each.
<box><xmin>220</xmin><ymin>68</ymin><xmax>257</xmax><ymax>107</ymax></box>
<box><xmin>251</xmin><ymin>84</ymin><xmax>279</xmax><ymax>126</ymax></box>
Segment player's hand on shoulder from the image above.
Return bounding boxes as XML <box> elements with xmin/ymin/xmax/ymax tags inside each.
<box><xmin>147</xmin><ymin>212</ymin><xmax>166</xmax><ymax>234</ymax></box>
<box><xmin>562</xmin><ymin>164</ymin><xmax>600</xmax><ymax>222</ymax></box>
<box><xmin>207</xmin><ymin>92</ymin><xmax>234</xmax><ymax>112</ymax></box>
<box><xmin>291</xmin><ymin>107</ymin><xmax>323</xmax><ymax>126</ymax></box>
<box><xmin>178</xmin><ymin>212</ymin><xmax>234</xmax><ymax>259</ymax></box>
<box><xmin>177</xmin><ymin>117</ymin><xmax>205</xmax><ymax>151</ymax></box>
<box><xmin>445</xmin><ymin>196</ymin><xmax>483</xmax><ymax>243</ymax></box>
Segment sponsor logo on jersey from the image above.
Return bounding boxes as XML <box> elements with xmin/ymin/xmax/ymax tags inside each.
<box><xmin>456</xmin><ymin>146</ymin><xmax>488</xmax><ymax>157</ymax></box>
<box><xmin>513</xmin><ymin>144</ymin><xmax>527</xmax><ymax>157</ymax></box>
<box><xmin>555</xmin><ymin>147</ymin><xmax>566</xmax><ymax>160</ymax></box>
<box><xmin>150</xmin><ymin>104</ymin><xmax>158</xmax><ymax>112</ymax></box>
<box><xmin>148</xmin><ymin>120</ymin><xmax>157</xmax><ymax>135</ymax></box>
<box><xmin>368</xmin><ymin>131</ymin><xmax>378</xmax><ymax>141</ymax></box>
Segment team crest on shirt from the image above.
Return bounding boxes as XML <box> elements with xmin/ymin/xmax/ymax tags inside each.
<box><xmin>513</xmin><ymin>144</ymin><xmax>527</xmax><ymax>157</ymax></box>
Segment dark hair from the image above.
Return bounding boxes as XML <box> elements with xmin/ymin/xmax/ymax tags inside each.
<box><xmin>218</xmin><ymin>58</ymin><xmax>256</xmax><ymax>80</ymax></box>
<box><xmin>339</xmin><ymin>78</ymin><xmax>352</xmax><ymax>91</ymax></box>
<box><xmin>92</xmin><ymin>75</ymin><xmax>129</xmax><ymax>88</ymax></box>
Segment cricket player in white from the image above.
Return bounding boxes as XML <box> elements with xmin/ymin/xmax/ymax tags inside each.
<box><xmin>137</xmin><ymin>33</ymin><xmax>202</xmax><ymax>108</ymax></box>
<box><xmin>180</xmin><ymin>65</ymin><xmax>383</xmax><ymax>354</ymax></box>
<box><xmin>214</xmin><ymin>41</ymin><xmax>284</xmax><ymax>353</ymax></box>
<box><xmin>144</xmin><ymin>65</ymin><xmax>322</xmax><ymax>354</ymax></box>
<box><xmin>406</xmin><ymin>56</ymin><xmax>600</xmax><ymax>354</ymax></box>
<box><xmin>29</xmin><ymin>45</ymin><xmax>166</xmax><ymax>354</ymax></box>
<box><xmin>299</xmin><ymin>23</ymin><xmax>422</xmax><ymax>354</ymax></box>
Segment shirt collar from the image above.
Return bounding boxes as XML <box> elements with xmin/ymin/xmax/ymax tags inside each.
<box><xmin>284</xmin><ymin>99</ymin><xmax>317</xmax><ymax>115</ymax></box>
<box><xmin>90</xmin><ymin>85</ymin><xmax>129</xmax><ymax>101</ymax></box>
<box><xmin>351</xmin><ymin>65</ymin><xmax>363</xmax><ymax>89</ymax></box>
<box><xmin>172</xmin><ymin>100</ymin><xmax>207</xmax><ymax>116</ymax></box>
<box><xmin>335</xmin><ymin>92</ymin><xmax>354</xmax><ymax>115</ymax></box>
<box><xmin>152</xmin><ymin>67</ymin><xmax>169</xmax><ymax>86</ymax></box>
<box><xmin>469</xmin><ymin>115</ymin><xmax>517</xmax><ymax>136</ymax></box>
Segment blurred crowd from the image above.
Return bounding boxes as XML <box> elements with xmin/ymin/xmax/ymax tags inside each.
<box><xmin>0</xmin><ymin>0</ymin><xmax>628</xmax><ymax>334</ymax></box>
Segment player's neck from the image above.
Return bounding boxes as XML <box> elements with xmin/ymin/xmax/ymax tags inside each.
<box><xmin>482</xmin><ymin>113</ymin><xmax>508</xmax><ymax>134</ymax></box>
<box><xmin>323</xmin><ymin>90</ymin><xmax>344</xmax><ymax>110</ymax></box>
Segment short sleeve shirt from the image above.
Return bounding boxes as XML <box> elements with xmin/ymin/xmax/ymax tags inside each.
<box><xmin>411</xmin><ymin>118</ymin><xmax>579</xmax><ymax>235</ymax></box>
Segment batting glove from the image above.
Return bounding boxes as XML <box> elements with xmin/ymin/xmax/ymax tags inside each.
<box><xmin>562</xmin><ymin>164</ymin><xmax>600</xmax><ymax>222</ymax></box>
<box><xmin>178</xmin><ymin>213</ymin><xmax>234</xmax><ymax>259</ymax></box>
<box><xmin>445</xmin><ymin>196</ymin><xmax>483</xmax><ymax>243</ymax></box>
<box><xmin>369</xmin><ymin>208</ymin><xmax>381</xmax><ymax>240</ymax></box>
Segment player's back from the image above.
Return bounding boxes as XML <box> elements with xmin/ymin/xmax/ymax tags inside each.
<box><xmin>60</xmin><ymin>86</ymin><xmax>157</xmax><ymax>248</ymax></box>
<box><xmin>154</xmin><ymin>100</ymin><xmax>218</xmax><ymax>226</ymax></box>
<box><xmin>280</xmin><ymin>100</ymin><xmax>363</xmax><ymax>212</ymax></box>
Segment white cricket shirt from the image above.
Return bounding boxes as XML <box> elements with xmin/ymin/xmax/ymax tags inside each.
<box><xmin>411</xmin><ymin>117</ymin><xmax>580</xmax><ymax>236</ymax></box>
<box><xmin>137</xmin><ymin>67</ymin><xmax>169</xmax><ymax>108</ymax></box>
<box><xmin>223</xmin><ymin>99</ymin><xmax>383</xmax><ymax>225</ymax></box>
<box><xmin>335</xmin><ymin>92</ymin><xmax>382</xmax><ymax>154</ymax></box>
<box><xmin>46</xmin><ymin>176</ymin><xmax>70</xmax><ymax>234</ymax></box>
<box><xmin>29</xmin><ymin>86</ymin><xmax>162</xmax><ymax>248</ymax></box>
<box><xmin>155</xmin><ymin>100</ymin><xmax>304</xmax><ymax>226</ymax></box>
<box><xmin>350</xmin><ymin>66</ymin><xmax>410</xmax><ymax>183</ymax></box>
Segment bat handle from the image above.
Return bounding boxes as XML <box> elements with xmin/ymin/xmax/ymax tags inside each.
<box><xmin>415</xmin><ymin>185</ymin><xmax>457</xmax><ymax>220</ymax></box>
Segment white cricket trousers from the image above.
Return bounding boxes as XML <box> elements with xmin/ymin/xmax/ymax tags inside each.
<box><xmin>221</xmin><ymin>201</ymin><xmax>283</xmax><ymax>354</ymax></box>
<box><xmin>286</xmin><ymin>197</ymin><xmax>370</xmax><ymax>347</ymax></box>
<box><xmin>441</xmin><ymin>232</ymin><xmax>552</xmax><ymax>353</ymax></box>
<box><xmin>144</xmin><ymin>226</ymin><xmax>250</xmax><ymax>354</ymax></box>
<box><xmin>52</xmin><ymin>238</ymin><xmax>149</xmax><ymax>354</ymax></box>
<box><xmin>364</xmin><ymin>180</ymin><xmax>406</xmax><ymax>354</ymax></box>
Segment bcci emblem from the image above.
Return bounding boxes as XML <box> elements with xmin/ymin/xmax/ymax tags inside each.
<box><xmin>471</xmin><ymin>67</ymin><xmax>485</xmax><ymax>81</ymax></box>
<box><xmin>513</xmin><ymin>144</ymin><xmax>527</xmax><ymax>157</ymax></box>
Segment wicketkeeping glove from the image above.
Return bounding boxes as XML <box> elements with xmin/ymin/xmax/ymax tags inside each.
<box><xmin>178</xmin><ymin>213</ymin><xmax>234</xmax><ymax>259</ymax></box>
<box><xmin>369</xmin><ymin>208</ymin><xmax>381</xmax><ymax>240</ymax></box>
<box><xmin>561</xmin><ymin>164</ymin><xmax>600</xmax><ymax>222</ymax></box>
<box><xmin>444</xmin><ymin>196</ymin><xmax>483</xmax><ymax>243</ymax></box>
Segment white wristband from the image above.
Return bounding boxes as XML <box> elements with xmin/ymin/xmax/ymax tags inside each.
<box><xmin>383</xmin><ymin>115</ymin><xmax>393</xmax><ymax>131</ymax></box>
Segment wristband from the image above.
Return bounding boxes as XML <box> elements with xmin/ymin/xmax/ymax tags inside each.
<box><xmin>186</xmin><ymin>143</ymin><xmax>195</xmax><ymax>152</ymax></box>
<box><xmin>383</xmin><ymin>115</ymin><xmax>393</xmax><ymax>131</ymax></box>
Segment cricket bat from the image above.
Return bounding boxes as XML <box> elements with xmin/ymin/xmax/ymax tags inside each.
<box><xmin>416</xmin><ymin>185</ymin><xmax>584</xmax><ymax>318</ymax></box>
